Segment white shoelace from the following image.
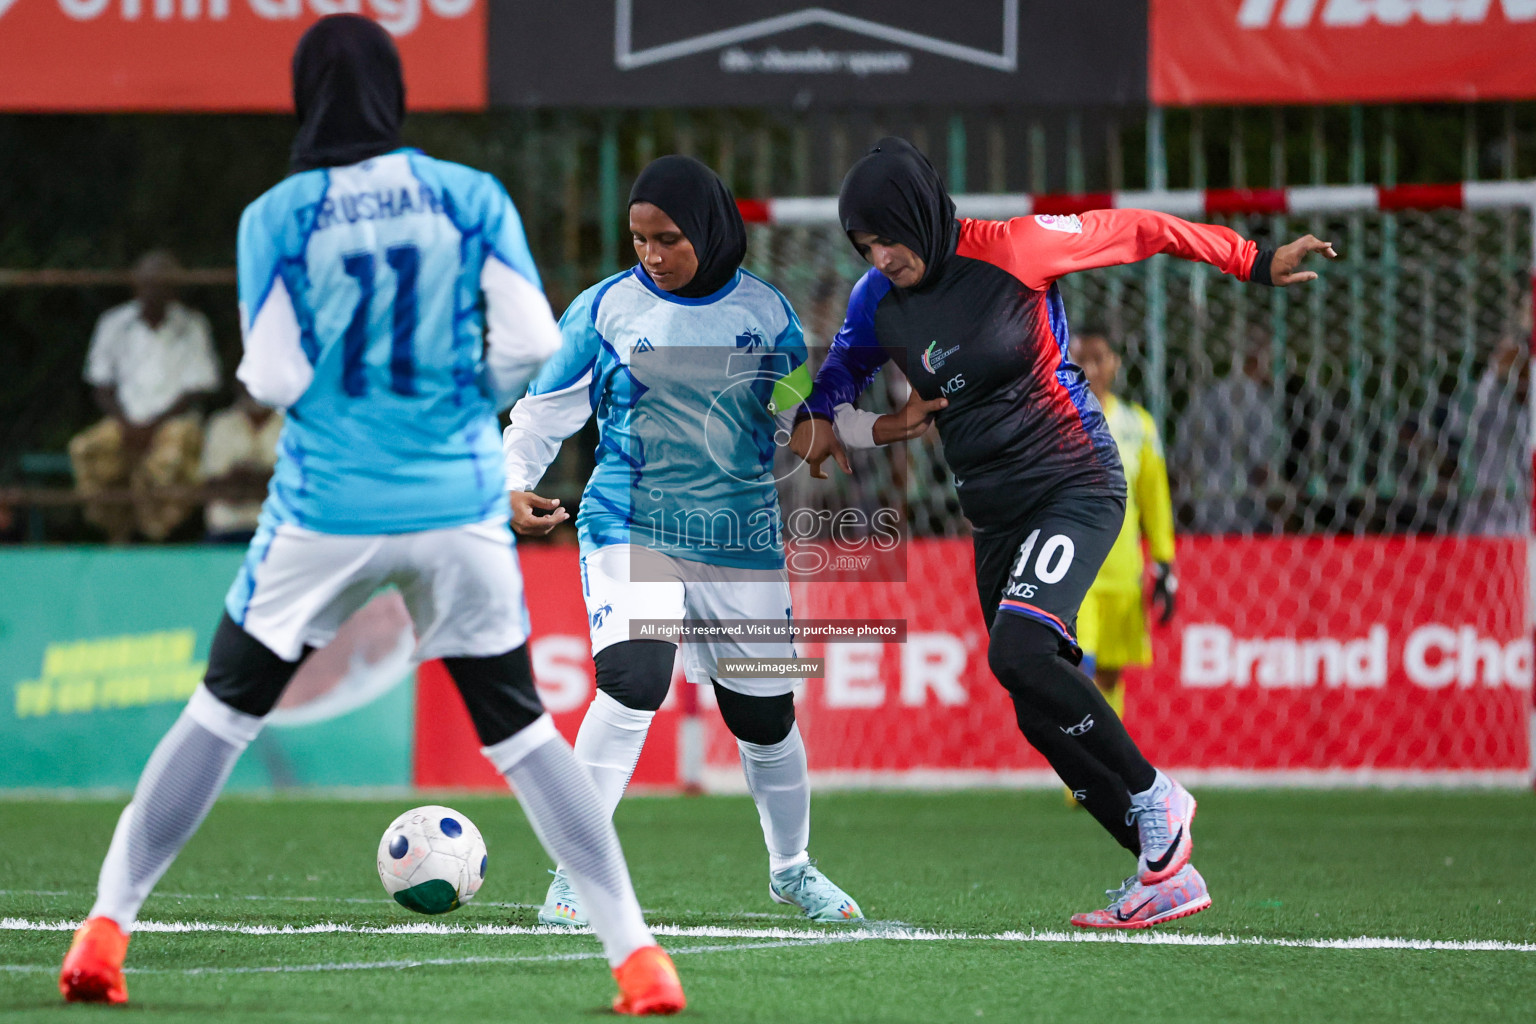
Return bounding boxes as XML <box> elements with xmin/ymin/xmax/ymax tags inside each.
<box><xmin>776</xmin><ymin>863</ymin><xmax>839</xmax><ymax>903</ymax></box>
<box><xmin>1126</xmin><ymin>782</ymin><xmax>1170</xmax><ymax>850</ymax></box>
<box><xmin>546</xmin><ymin>869</ymin><xmax>579</xmax><ymax>904</ymax></box>
<box><xmin>1105</xmin><ymin>874</ymin><xmax>1141</xmax><ymax>909</ymax></box>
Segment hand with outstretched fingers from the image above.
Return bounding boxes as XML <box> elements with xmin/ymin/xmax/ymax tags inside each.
<box><xmin>1270</xmin><ymin>235</ymin><xmax>1340</xmax><ymax>286</ymax></box>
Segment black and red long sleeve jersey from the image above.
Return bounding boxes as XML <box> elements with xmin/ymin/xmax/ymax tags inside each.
<box><xmin>805</xmin><ymin>210</ymin><xmax>1262</xmax><ymax>529</ymax></box>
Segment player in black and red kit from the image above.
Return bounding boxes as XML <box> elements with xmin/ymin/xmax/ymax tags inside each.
<box><xmin>791</xmin><ymin>138</ymin><xmax>1335</xmax><ymax>928</ymax></box>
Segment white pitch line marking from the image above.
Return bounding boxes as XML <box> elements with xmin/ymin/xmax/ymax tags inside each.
<box><xmin>3</xmin><ymin>917</ymin><xmax>1533</xmax><ymax>953</ymax></box>
<box><xmin>0</xmin><ymin>889</ymin><xmax>783</xmax><ymax>917</ymax></box>
<box><xmin>0</xmin><ymin>889</ymin><xmax>531</xmax><ymax>909</ymax></box>
<box><xmin>0</xmin><ymin>937</ymin><xmax>855</xmax><ymax>976</ymax></box>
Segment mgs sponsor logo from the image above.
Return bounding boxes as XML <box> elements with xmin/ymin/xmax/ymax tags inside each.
<box><xmin>1059</xmin><ymin>714</ymin><xmax>1094</xmax><ymax>736</ymax></box>
<box><xmin>631</xmin><ymin>337</ymin><xmax>655</xmax><ymax>355</ymax></box>
<box><xmin>1003</xmin><ymin>579</ymin><xmax>1037</xmax><ymax>600</ymax></box>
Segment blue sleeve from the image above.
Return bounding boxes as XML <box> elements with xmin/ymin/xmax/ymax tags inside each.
<box><xmin>481</xmin><ymin>176</ymin><xmax>543</xmax><ymax>290</ymax></box>
<box><xmin>774</xmin><ymin>288</ymin><xmax>807</xmax><ymax>371</ymax></box>
<box><xmin>236</xmin><ymin>195</ymin><xmax>285</xmax><ymax>332</ymax></box>
<box><xmin>802</xmin><ymin>269</ymin><xmax>891</xmax><ymax>419</ymax></box>
<box><xmin>527</xmin><ymin>280</ymin><xmax>612</xmax><ymax>397</ymax></box>
<box><xmin>236</xmin><ymin>173</ymin><xmax>330</xmax><ymax>328</ymax></box>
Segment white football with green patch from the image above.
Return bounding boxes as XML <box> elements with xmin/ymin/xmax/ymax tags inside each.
<box><xmin>377</xmin><ymin>805</ymin><xmax>487</xmax><ymax>915</ymax></box>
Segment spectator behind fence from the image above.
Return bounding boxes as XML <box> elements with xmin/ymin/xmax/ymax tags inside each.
<box><xmin>200</xmin><ymin>382</ymin><xmax>282</xmax><ymax>544</ymax></box>
<box><xmin>1175</xmin><ymin>332</ymin><xmax>1278</xmax><ymax>534</ymax></box>
<box><xmin>68</xmin><ymin>250</ymin><xmax>221</xmax><ymax>542</ymax></box>
<box><xmin>1453</xmin><ymin>334</ymin><xmax>1530</xmax><ymax>536</ymax></box>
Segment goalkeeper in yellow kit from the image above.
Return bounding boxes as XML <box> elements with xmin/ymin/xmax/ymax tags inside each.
<box><xmin>1067</xmin><ymin>327</ymin><xmax>1177</xmax><ymax>729</ymax></box>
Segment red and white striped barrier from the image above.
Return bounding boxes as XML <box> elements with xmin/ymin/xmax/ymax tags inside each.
<box><xmin>736</xmin><ymin>181</ymin><xmax>1536</xmax><ymax>226</ymax></box>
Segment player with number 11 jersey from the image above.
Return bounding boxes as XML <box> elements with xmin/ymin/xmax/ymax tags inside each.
<box><xmin>60</xmin><ymin>16</ymin><xmax>683</xmax><ymax>1015</ymax></box>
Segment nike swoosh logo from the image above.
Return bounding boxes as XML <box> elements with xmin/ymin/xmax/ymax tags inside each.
<box><xmin>1144</xmin><ymin>827</ymin><xmax>1184</xmax><ymax>874</ymax></box>
<box><xmin>1115</xmin><ymin>895</ymin><xmax>1159</xmax><ymax>922</ymax></box>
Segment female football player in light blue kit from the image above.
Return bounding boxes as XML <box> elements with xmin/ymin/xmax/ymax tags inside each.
<box><xmin>59</xmin><ymin>16</ymin><xmax>683</xmax><ymax>1015</ymax></box>
<box><xmin>504</xmin><ymin>156</ymin><xmax>863</xmax><ymax>925</ymax></box>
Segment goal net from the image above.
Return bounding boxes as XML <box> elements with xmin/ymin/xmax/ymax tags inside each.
<box><xmin>690</xmin><ymin>185</ymin><xmax>1535</xmax><ymax>788</ymax></box>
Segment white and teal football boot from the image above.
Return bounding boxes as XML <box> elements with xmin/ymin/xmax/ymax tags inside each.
<box><xmin>769</xmin><ymin>862</ymin><xmax>864</xmax><ymax>923</ymax></box>
<box><xmin>537</xmin><ymin>868</ymin><xmax>588</xmax><ymax>927</ymax></box>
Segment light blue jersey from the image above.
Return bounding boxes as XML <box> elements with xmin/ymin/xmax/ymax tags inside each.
<box><xmin>235</xmin><ymin>148</ymin><xmax>558</xmax><ymax>536</ymax></box>
<box><xmin>503</xmin><ymin>267</ymin><xmax>806</xmax><ymax>570</ymax></box>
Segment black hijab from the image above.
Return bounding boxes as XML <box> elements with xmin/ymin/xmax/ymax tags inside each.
<box><xmin>290</xmin><ymin>15</ymin><xmax>405</xmax><ymax>173</ymax></box>
<box><xmin>837</xmin><ymin>137</ymin><xmax>959</xmax><ymax>288</ymax></box>
<box><xmin>629</xmin><ymin>156</ymin><xmax>747</xmax><ymax>299</ymax></box>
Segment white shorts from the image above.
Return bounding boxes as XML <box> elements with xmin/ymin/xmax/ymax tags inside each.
<box><xmin>227</xmin><ymin>519</ymin><xmax>530</xmax><ymax>663</ymax></box>
<box><xmin>581</xmin><ymin>544</ymin><xmax>797</xmax><ymax>697</ymax></box>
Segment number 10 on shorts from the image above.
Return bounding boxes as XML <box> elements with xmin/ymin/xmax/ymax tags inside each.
<box><xmin>1011</xmin><ymin>529</ymin><xmax>1076</xmax><ymax>595</ymax></box>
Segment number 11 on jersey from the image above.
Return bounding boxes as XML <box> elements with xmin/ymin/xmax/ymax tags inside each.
<box><xmin>341</xmin><ymin>242</ymin><xmax>419</xmax><ymax>398</ymax></box>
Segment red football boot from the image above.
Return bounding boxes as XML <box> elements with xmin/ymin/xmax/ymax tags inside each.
<box><xmin>59</xmin><ymin>916</ymin><xmax>130</xmax><ymax>1005</ymax></box>
<box><xmin>611</xmin><ymin>944</ymin><xmax>686</xmax><ymax>1016</ymax></box>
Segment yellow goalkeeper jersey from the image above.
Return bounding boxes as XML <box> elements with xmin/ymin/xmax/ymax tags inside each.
<box><xmin>1091</xmin><ymin>394</ymin><xmax>1175</xmax><ymax>594</ymax></box>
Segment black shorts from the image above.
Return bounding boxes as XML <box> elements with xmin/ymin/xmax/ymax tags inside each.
<box><xmin>972</xmin><ymin>488</ymin><xmax>1126</xmax><ymax>649</ymax></box>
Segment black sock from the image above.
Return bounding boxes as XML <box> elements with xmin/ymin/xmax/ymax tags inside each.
<box><xmin>988</xmin><ymin>613</ymin><xmax>1158</xmax><ymax>796</ymax></box>
<box><xmin>1008</xmin><ymin>696</ymin><xmax>1141</xmax><ymax>854</ymax></box>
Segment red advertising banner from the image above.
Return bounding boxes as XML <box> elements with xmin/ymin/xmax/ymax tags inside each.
<box><xmin>1151</xmin><ymin>0</ymin><xmax>1536</xmax><ymax>105</ymax></box>
<box><xmin>0</xmin><ymin>0</ymin><xmax>485</xmax><ymax>112</ymax></box>
<box><xmin>415</xmin><ymin>536</ymin><xmax>1531</xmax><ymax>789</ymax></box>
<box><xmin>755</xmin><ymin>535</ymin><xmax>1531</xmax><ymax>785</ymax></box>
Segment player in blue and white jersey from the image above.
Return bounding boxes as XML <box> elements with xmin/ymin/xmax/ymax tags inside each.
<box><xmin>60</xmin><ymin>17</ymin><xmax>684</xmax><ymax>1015</ymax></box>
<box><xmin>504</xmin><ymin>156</ymin><xmax>863</xmax><ymax>926</ymax></box>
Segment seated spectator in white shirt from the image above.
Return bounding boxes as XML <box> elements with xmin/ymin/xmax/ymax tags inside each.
<box><xmin>200</xmin><ymin>384</ymin><xmax>283</xmax><ymax>544</ymax></box>
<box><xmin>68</xmin><ymin>250</ymin><xmax>221</xmax><ymax>542</ymax></box>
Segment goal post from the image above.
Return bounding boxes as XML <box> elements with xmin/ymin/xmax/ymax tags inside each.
<box><xmin>681</xmin><ymin>182</ymin><xmax>1536</xmax><ymax>791</ymax></box>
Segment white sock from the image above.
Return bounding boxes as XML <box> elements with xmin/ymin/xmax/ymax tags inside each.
<box><xmin>572</xmin><ymin>690</ymin><xmax>655</xmax><ymax>820</ymax></box>
<box><xmin>484</xmin><ymin>716</ymin><xmax>654</xmax><ymax>967</ymax></box>
<box><xmin>737</xmin><ymin>724</ymin><xmax>811</xmax><ymax>876</ymax></box>
<box><xmin>90</xmin><ymin>686</ymin><xmax>264</xmax><ymax>929</ymax></box>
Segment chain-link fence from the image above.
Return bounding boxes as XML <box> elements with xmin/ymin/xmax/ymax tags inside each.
<box><xmin>753</xmin><ymin>208</ymin><xmax>1531</xmax><ymax>539</ymax></box>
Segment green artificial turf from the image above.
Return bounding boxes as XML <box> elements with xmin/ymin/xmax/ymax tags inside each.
<box><xmin>1</xmin><ymin>789</ymin><xmax>1532</xmax><ymax>1022</ymax></box>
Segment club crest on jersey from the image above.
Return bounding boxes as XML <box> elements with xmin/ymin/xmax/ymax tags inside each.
<box><xmin>1034</xmin><ymin>214</ymin><xmax>1083</xmax><ymax>234</ymax></box>
<box><xmin>632</xmin><ymin>337</ymin><xmax>655</xmax><ymax>355</ymax></box>
<box><xmin>922</xmin><ymin>340</ymin><xmax>961</xmax><ymax>374</ymax></box>
<box><xmin>735</xmin><ymin>327</ymin><xmax>767</xmax><ymax>352</ymax></box>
